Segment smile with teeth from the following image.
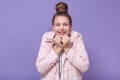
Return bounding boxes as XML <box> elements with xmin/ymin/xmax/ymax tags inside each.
<box><xmin>58</xmin><ymin>31</ymin><xmax>66</xmax><ymax>35</ymax></box>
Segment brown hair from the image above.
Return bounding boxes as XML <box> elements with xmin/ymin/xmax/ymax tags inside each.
<box><xmin>52</xmin><ymin>2</ymin><xmax>72</xmax><ymax>25</ymax></box>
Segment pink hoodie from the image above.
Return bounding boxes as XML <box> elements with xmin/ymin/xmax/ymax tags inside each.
<box><xmin>36</xmin><ymin>31</ymin><xmax>89</xmax><ymax>80</ymax></box>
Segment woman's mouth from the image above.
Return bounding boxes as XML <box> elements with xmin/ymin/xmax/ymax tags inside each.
<box><xmin>58</xmin><ymin>31</ymin><xmax>66</xmax><ymax>35</ymax></box>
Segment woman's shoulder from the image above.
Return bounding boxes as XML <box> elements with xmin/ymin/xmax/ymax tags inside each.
<box><xmin>42</xmin><ymin>31</ymin><xmax>54</xmax><ymax>39</ymax></box>
<box><xmin>70</xmin><ymin>31</ymin><xmax>83</xmax><ymax>42</ymax></box>
<box><xmin>71</xmin><ymin>31</ymin><xmax>83</xmax><ymax>38</ymax></box>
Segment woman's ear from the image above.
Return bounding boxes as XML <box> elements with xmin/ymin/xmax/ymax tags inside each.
<box><xmin>52</xmin><ymin>26</ymin><xmax>54</xmax><ymax>31</ymax></box>
<box><xmin>70</xmin><ymin>25</ymin><xmax>72</xmax><ymax>31</ymax></box>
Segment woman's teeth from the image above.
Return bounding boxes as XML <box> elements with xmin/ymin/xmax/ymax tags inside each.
<box><xmin>59</xmin><ymin>32</ymin><xmax>65</xmax><ymax>35</ymax></box>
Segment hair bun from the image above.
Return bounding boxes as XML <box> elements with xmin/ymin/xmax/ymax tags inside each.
<box><xmin>56</xmin><ymin>2</ymin><xmax>68</xmax><ymax>13</ymax></box>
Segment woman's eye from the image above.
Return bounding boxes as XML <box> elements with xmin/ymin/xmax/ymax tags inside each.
<box><xmin>64</xmin><ymin>23</ymin><xmax>69</xmax><ymax>26</ymax></box>
<box><xmin>55</xmin><ymin>24</ymin><xmax>60</xmax><ymax>26</ymax></box>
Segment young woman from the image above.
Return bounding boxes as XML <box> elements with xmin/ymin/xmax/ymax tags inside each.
<box><xmin>36</xmin><ymin>2</ymin><xmax>89</xmax><ymax>80</ymax></box>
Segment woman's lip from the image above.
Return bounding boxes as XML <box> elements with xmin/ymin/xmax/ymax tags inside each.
<box><xmin>59</xmin><ymin>32</ymin><xmax>65</xmax><ymax>35</ymax></box>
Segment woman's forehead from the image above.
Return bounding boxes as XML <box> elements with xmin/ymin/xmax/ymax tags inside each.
<box><xmin>54</xmin><ymin>16</ymin><xmax>69</xmax><ymax>22</ymax></box>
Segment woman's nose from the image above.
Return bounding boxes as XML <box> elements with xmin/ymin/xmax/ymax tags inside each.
<box><xmin>60</xmin><ymin>25</ymin><xmax>64</xmax><ymax>29</ymax></box>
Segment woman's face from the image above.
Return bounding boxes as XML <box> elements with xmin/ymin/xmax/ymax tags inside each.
<box><xmin>53</xmin><ymin>16</ymin><xmax>71</xmax><ymax>37</ymax></box>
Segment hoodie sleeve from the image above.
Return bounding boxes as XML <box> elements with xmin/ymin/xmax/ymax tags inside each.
<box><xmin>36</xmin><ymin>33</ymin><xmax>59</xmax><ymax>74</ymax></box>
<box><xmin>65</xmin><ymin>34</ymin><xmax>89</xmax><ymax>73</ymax></box>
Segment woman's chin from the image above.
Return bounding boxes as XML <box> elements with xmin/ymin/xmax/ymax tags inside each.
<box><xmin>58</xmin><ymin>34</ymin><xmax>65</xmax><ymax>37</ymax></box>
<box><xmin>58</xmin><ymin>33</ymin><xmax>69</xmax><ymax>37</ymax></box>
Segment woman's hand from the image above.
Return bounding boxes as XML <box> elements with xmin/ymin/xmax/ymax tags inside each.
<box><xmin>53</xmin><ymin>35</ymin><xmax>63</xmax><ymax>55</ymax></box>
<box><xmin>53</xmin><ymin>35</ymin><xmax>72</xmax><ymax>55</ymax></box>
<box><xmin>62</xmin><ymin>35</ymin><xmax>72</xmax><ymax>54</ymax></box>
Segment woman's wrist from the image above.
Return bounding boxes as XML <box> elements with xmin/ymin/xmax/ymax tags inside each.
<box><xmin>53</xmin><ymin>45</ymin><xmax>62</xmax><ymax>55</ymax></box>
<box><xmin>64</xmin><ymin>47</ymin><xmax>70</xmax><ymax>54</ymax></box>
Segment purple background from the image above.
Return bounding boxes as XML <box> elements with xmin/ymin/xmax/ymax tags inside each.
<box><xmin>0</xmin><ymin>0</ymin><xmax>120</xmax><ymax>80</ymax></box>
